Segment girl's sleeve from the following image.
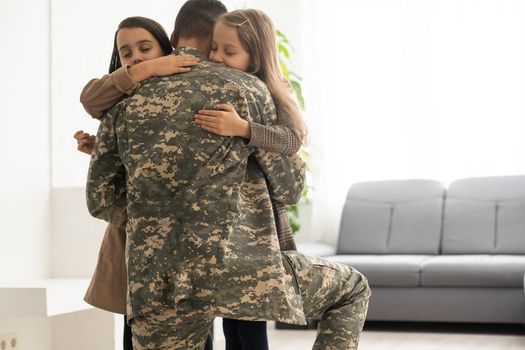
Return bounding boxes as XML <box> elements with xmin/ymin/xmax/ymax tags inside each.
<box><xmin>80</xmin><ymin>65</ymin><xmax>139</xmax><ymax>119</ymax></box>
<box><xmin>246</xmin><ymin>106</ymin><xmax>302</xmax><ymax>156</ymax></box>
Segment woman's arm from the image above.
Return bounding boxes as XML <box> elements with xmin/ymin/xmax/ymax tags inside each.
<box><xmin>194</xmin><ymin>104</ymin><xmax>302</xmax><ymax>156</ymax></box>
<box><xmin>80</xmin><ymin>55</ymin><xmax>199</xmax><ymax>119</ymax></box>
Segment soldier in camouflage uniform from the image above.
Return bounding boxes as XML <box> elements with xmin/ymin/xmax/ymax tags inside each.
<box><xmin>86</xmin><ymin>44</ymin><xmax>306</xmax><ymax>348</ymax></box>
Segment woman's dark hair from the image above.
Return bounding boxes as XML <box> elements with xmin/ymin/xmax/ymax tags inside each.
<box><xmin>170</xmin><ymin>0</ymin><xmax>227</xmax><ymax>47</ymax></box>
<box><xmin>108</xmin><ymin>16</ymin><xmax>173</xmax><ymax>73</ymax></box>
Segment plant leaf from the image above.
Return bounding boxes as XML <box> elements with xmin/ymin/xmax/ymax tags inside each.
<box><xmin>290</xmin><ymin>80</ymin><xmax>305</xmax><ymax>110</ymax></box>
<box><xmin>280</xmin><ymin>61</ymin><xmax>289</xmax><ymax>79</ymax></box>
<box><xmin>278</xmin><ymin>43</ymin><xmax>290</xmax><ymax>59</ymax></box>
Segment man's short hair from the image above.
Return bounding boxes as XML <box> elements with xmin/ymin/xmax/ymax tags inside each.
<box><xmin>171</xmin><ymin>0</ymin><xmax>227</xmax><ymax>46</ymax></box>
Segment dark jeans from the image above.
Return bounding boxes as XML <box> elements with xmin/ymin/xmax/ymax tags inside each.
<box><xmin>123</xmin><ymin>315</ymin><xmax>213</xmax><ymax>350</ymax></box>
<box><xmin>222</xmin><ymin>318</ymin><xmax>269</xmax><ymax>350</ymax></box>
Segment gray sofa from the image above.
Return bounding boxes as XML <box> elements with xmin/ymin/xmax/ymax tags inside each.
<box><xmin>302</xmin><ymin>176</ymin><xmax>525</xmax><ymax>324</ymax></box>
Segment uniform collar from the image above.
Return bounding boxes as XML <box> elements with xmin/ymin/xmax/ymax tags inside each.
<box><xmin>173</xmin><ymin>47</ymin><xmax>209</xmax><ymax>62</ymax></box>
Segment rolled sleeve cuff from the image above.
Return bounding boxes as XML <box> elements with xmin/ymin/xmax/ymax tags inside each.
<box><xmin>247</xmin><ymin>121</ymin><xmax>271</xmax><ymax>149</ymax></box>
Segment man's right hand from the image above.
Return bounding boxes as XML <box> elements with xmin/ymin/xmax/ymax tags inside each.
<box><xmin>73</xmin><ymin>130</ymin><xmax>96</xmax><ymax>155</ymax></box>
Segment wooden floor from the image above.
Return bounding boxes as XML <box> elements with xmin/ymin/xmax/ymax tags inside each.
<box><xmin>213</xmin><ymin>322</ymin><xmax>525</xmax><ymax>349</ymax></box>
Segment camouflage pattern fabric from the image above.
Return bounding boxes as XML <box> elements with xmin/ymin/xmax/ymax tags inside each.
<box><xmin>130</xmin><ymin>251</ymin><xmax>370</xmax><ymax>350</ymax></box>
<box><xmin>86</xmin><ymin>47</ymin><xmax>306</xmax><ymax>326</ymax></box>
<box><xmin>282</xmin><ymin>251</ymin><xmax>371</xmax><ymax>350</ymax></box>
<box><xmin>131</xmin><ymin>307</ymin><xmax>215</xmax><ymax>350</ymax></box>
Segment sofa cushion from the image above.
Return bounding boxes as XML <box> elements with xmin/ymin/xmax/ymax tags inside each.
<box><xmin>338</xmin><ymin>180</ymin><xmax>445</xmax><ymax>255</ymax></box>
<box><xmin>421</xmin><ymin>255</ymin><xmax>525</xmax><ymax>287</ymax></box>
<box><xmin>442</xmin><ymin>176</ymin><xmax>525</xmax><ymax>254</ymax></box>
<box><xmin>325</xmin><ymin>255</ymin><xmax>433</xmax><ymax>287</ymax></box>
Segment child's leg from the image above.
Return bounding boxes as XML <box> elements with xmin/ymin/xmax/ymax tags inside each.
<box><xmin>204</xmin><ymin>333</ymin><xmax>213</xmax><ymax>350</ymax></box>
<box><xmin>237</xmin><ymin>320</ymin><xmax>268</xmax><ymax>350</ymax></box>
<box><xmin>236</xmin><ymin>320</ymin><xmax>269</xmax><ymax>350</ymax></box>
<box><xmin>124</xmin><ymin>315</ymin><xmax>133</xmax><ymax>350</ymax></box>
<box><xmin>223</xmin><ymin>318</ymin><xmax>268</xmax><ymax>350</ymax></box>
<box><xmin>223</xmin><ymin>318</ymin><xmax>243</xmax><ymax>350</ymax></box>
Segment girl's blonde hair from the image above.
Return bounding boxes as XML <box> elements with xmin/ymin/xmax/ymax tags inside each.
<box><xmin>218</xmin><ymin>9</ymin><xmax>308</xmax><ymax>145</ymax></box>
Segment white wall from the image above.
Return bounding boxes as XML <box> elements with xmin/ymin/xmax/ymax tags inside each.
<box><xmin>302</xmin><ymin>0</ymin><xmax>525</xmax><ymax>243</ymax></box>
<box><xmin>0</xmin><ymin>0</ymin><xmax>51</xmax><ymax>280</ymax></box>
<box><xmin>51</xmin><ymin>188</ymin><xmax>107</xmax><ymax>278</ymax></box>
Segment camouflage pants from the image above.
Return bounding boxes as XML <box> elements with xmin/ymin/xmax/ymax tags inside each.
<box><xmin>131</xmin><ymin>306</ymin><xmax>214</xmax><ymax>350</ymax></box>
<box><xmin>131</xmin><ymin>252</ymin><xmax>370</xmax><ymax>350</ymax></box>
<box><xmin>282</xmin><ymin>251</ymin><xmax>371</xmax><ymax>350</ymax></box>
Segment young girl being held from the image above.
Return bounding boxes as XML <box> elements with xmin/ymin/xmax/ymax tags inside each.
<box><xmin>193</xmin><ymin>9</ymin><xmax>308</xmax><ymax>350</ymax></box>
<box><xmin>194</xmin><ymin>9</ymin><xmax>307</xmax><ymax>155</ymax></box>
<box><xmin>74</xmin><ymin>16</ymin><xmax>199</xmax><ymax>151</ymax></box>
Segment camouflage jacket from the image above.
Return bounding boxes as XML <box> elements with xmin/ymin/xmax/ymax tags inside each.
<box><xmin>86</xmin><ymin>48</ymin><xmax>306</xmax><ymax>325</ymax></box>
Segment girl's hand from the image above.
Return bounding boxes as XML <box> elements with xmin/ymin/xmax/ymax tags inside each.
<box><xmin>73</xmin><ymin>130</ymin><xmax>96</xmax><ymax>155</ymax></box>
<box><xmin>194</xmin><ymin>104</ymin><xmax>251</xmax><ymax>138</ymax></box>
<box><xmin>147</xmin><ymin>54</ymin><xmax>200</xmax><ymax>77</ymax></box>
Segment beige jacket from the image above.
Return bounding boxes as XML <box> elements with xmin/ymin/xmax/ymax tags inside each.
<box><xmin>81</xmin><ymin>67</ymin><xmax>302</xmax><ymax>314</ymax></box>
